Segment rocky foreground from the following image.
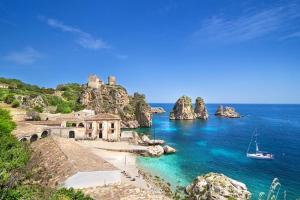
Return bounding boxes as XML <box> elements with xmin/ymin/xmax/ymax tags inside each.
<box><xmin>215</xmin><ymin>105</ymin><xmax>240</xmax><ymax>118</ymax></box>
<box><xmin>186</xmin><ymin>173</ymin><xmax>251</xmax><ymax>200</ymax></box>
<box><xmin>170</xmin><ymin>96</ymin><xmax>208</xmax><ymax>120</ymax></box>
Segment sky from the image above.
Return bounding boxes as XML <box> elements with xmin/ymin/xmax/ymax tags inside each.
<box><xmin>0</xmin><ymin>0</ymin><xmax>300</xmax><ymax>103</ymax></box>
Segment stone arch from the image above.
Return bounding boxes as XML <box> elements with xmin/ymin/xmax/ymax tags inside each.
<box><xmin>71</xmin><ymin>123</ymin><xmax>77</xmax><ymax>127</ymax></box>
<box><xmin>69</xmin><ymin>131</ymin><xmax>75</xmax><ymax>138</ymax></box>
<box><xmin>78</xmin><ymin>122</ymin><xmax>84</xmax><ymax>127</ymax></box>
<box><xmin>30</xmin><ymin>134</ymin><xmax>38</xmax><ymax>143</ymax></box>
<box><xmin>20</xmin><ymin>137</ymin><xmax>28</xmax><ymax>142</ymax></box>
<box><xmin>41</xmin><ymin>130</ymin><xmax>49</xmax><ymax>138</ymax></box>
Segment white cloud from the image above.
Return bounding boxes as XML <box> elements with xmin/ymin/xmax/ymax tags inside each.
<box><xmin>43</xmin><ymin>17</ymin><xmax>108</xmax><ymax>50</ymax></box>
<box><xmin>4</xmin><ymin>47</ymin><xmax>42</xmax><ymax>64</ymax></box>
<box><xmin>192</xmin><ymin>3</ymin><xmax>300</xmax><ymax>43</ymax></box>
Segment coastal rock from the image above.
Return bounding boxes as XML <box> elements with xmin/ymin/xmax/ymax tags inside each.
<box><xmin>151</xmin><ymin>107</ymin><xmax>166</xmax><ymax>114</ymax></box>
<box><xmin>186</xmin><ymin>172</ymin><xmax>251</xmax><ymax>200</ymax></box>
<box><xmin>170</xmin><ymin>96</ymin><xmax>196</xmax><ymax>120</ymax></box>
<box><xmin>163</xmin><ymin>145</ymin><xmax>176</xmax><ymax>154</ymax></box>
<box><xmin>147</xmin><ymin>145</ymin><xmax>164</xmax><ymax>157</ymax></box>
<box><xmin>148</xmin><ymin>139</ymin><xmax>165</xmax><ymax>145</ymax></box>
<box><xmin>80</xmin><ymin>78</ymin><xmax>152</xmax><ymax>128</ymax></box>
<box><xmin>215</xmin><ymin>105</ymin><xmax>240</xmax><ymax>118</ymax></box>
<box><xmin>141</xmin><ymin>135</ymin><xmax>165</xmax><ymax>145</ymax></box>
<box><xmin>194</xmin><ymin>97</ymin><xmax>209</xmax><ymax>120</ymax></box>
<box><xmin>142</xmin><ymin>135</ymin><xmax>150</xmax><ymax>143</ymax></box>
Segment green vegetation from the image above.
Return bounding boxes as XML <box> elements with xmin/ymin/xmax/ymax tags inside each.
<box><xmin>0</xmin><ymin>108</ymin><xmax>92</xmax><ymax>200</ymax></box>
<box><xmin>0</xmin><ymin>77</ymin><xmax>85</xmax><ymax>114</ymax></box>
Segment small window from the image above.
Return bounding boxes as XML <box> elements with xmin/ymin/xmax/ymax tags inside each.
<box><xmin>88</xmin><ymin>132</ymin><xmax>92</xmax><ymax>137</ymax></box>
<box><xmin>111</xmin><ymin>123</ymin><xmax>114</xmax><ymax>128</ymax></box>
<box><xmin>111</xmin><ymin>129</ymin><xmax>114</xmax><ymax>134</ymax></box>
<box><xmin>89</xmin><ymin>123</ymin><xmax>92</xmax><ymax>129</ymax></box>
<box><xmin>99</xmin><ymin>123</ymin><xmax>102</xmax><ymax>129</ymax></box>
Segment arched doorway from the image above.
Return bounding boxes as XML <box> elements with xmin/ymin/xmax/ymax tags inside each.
<box><xmin>20</xmin><ymin>138</ymin><xmax>28</xmax><ymax>142</ymax></box>
<box><xmin>99</xmin><ymin>130</ymin><xmax>103</xmax><ymax>139</ymax></box>
<box><xmin>78</xmin><ymin>123</ymin><xmax>84</xmax><ymax>127</ymax></box>
<box><xmin>69</xmin><ymin>131</ymin><xmax>75</xmax><ymax>138</ymax></box>
<box><xmin>30</xmin><ymin>134</ymin><xmax>38</xmax><ymax>143</ymax></box>
<box><xmin>41</xmin><ymin>131</ymin><xmax>48</xmax><ymax>138</ymax></box>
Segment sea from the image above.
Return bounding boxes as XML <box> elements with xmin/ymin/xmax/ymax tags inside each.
<box><xmin>136</xmin><ymin>104</ymin><xmax>300</xmax><ymax>199</ymax></box>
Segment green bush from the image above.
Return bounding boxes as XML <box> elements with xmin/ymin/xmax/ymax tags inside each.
<box><xmin>0</xmin><ymin>109</ymin><xmax>30</xmax><ymax>196</ymax></box>
<box><xmin>11</xmin><ymin>100</ymin><xmax>20</xmax><ymax>108</ymax></box>
<box><xmin>34</xmin><ymin>106</ymin><xmax>43</xmax><ymax>113</ymax></box>
<box><xmin>50</xmin><ymin>188</ymin><xmax>93</xmax><ymax>200</ymax></box>
<box><xmin>56</xmin><ymin>102</ymin><xmax>72</xmax><ymax>113</ymax></box>
<box><xmin>4</xmin><ymin>94</ymin><xmax>15</xmax><ymax>104</ymax></box>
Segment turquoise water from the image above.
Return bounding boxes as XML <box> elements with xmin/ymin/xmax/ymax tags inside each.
<box><xmin>136</xmin><ymin>104</ymin><xmax>300</xmax><ymax>199</ymax></box>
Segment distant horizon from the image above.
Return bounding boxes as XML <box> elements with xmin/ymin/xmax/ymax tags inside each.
<box><xmin>1</xmin><ymin>0</ymin><xmax>300</xmax><ymax>104</ymax></box>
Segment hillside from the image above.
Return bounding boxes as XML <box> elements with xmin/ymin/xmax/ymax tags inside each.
<box><xmin>0</xmin><ymin>76</ymin><xmax>152</xmax><ymax>128</ymax></box>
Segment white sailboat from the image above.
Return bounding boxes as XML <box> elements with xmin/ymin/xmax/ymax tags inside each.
<box><xmin>247</xmin><ymin>131</ymin><xmax>274</xmax><ymax>160</ymax></box>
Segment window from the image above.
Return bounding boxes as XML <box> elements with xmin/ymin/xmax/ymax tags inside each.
<box><xmin>111</xmin><ymin>123</ymin><xmax>114</xmax><ymax>128</ymax></box>
<box><xmin>88</xmin><ymin>132</ymin><xmax>92</xmax><ymax>137</ymax></box>
<box><xmin>99</xmin><ymin>123</ymin><xmax>102</xmax><ymax>129</ymax></box>
<box><xmin>89</xmin><ymin>123</ymin><xmax>92</xmax><ymax>129</ymax></box>
<box><xmin>111</xmin><ymin>129</ymin><xmax>114</xmax><ymax>134</ymax></box>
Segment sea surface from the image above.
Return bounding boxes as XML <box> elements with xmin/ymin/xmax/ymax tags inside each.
<box><xmin>136</xmin><ymin>104</ymin><xmax>300</xmax><ymax>199</ymax></box>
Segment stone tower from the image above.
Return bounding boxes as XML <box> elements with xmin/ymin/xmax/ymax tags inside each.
<box><xmin>88</xmin><ymin>75</ymin><xmax>103</xmax><ymax>89</ymax></box>
<box><xmin>108</xmin><ymin>76</ymin><xmax>116</xmax><ymax>86</ymax></box>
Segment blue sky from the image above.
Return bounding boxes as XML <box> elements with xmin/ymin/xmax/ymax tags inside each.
<box><xmin>0</xmin><ymin>0</ymin><xmax>300</xmax><ymax>103</ymax></box>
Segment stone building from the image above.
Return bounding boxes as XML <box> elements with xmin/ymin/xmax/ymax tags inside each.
<box><xmin>108</xmin><ymin>76</ymin><xmax>116</xmax><ymax>86</ymax></box>
<box><xmin>50</xmin><ymin>113</ymin><xmax>121</xmax><ymax>141</ymax></box>
<box><xmin>0</xmin><ymin>83</ymin><xmax>9</xmax><ymax>89</ymax></box>
<box><xmin>88</xmin><ymin>75</ymin><xmax>103</xmax><ymax>89</ymax></box>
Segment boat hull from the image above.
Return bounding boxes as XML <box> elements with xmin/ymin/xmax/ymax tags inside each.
<box><xmin>247</xmin><ymin>153</ymin><xmax>274</xmax><ymax>160</ymax></box>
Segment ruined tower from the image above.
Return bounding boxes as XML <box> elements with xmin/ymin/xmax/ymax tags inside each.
<box><xmin>108</xmin><ymin>76</ymin><xmax>116</xmax><ymax>86</ymax></box>
<box><xmin>88</xmin><ymin>75</ymin><xmax>103</xmax><ymax>89</ymax></box>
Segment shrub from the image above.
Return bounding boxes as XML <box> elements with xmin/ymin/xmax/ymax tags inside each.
<box><xmin>0</xmin><ymin>109</ymin><xmax>30</xmax><ymax>196</ymax></box>
<box><xmin>33</xmin><ymin>106</ymin><xmax>43</xmax><ymax>113</ymax></box>
<box><xmin>11</xmin><ymin>100</ymin><xmax>20</xmax><ymax>108</ymax></box>
<box><xmin>56</xmin><ymin>102</ymin><xmax>72</xmax><ymax>113</ymax></box>
<box><xmin>50</xmin><ymin>188</ymin><xmax>93</xmax><ymax>200</ymax></box>
<box><xmin>4</xmin><ymin>94</ymin><xmax>15</xmax><ymax>104</ymax></box>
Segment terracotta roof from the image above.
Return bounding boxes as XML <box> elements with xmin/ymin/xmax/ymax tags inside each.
<box><xmin>85</xmin><ymin>113</ymin><xmax>121</xmax><ymax>121</ymax></box>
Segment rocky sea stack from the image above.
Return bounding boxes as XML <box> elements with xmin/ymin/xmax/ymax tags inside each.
<box><xmin>194</xmin><ymin>97</ymin><xmax>209</xmax><ymax>120</ymax></box>
<box><xmin>169</xmin><ymin>96</ymin><xmax>195</xmax><ymax>120</ymax></box>
<box><xmin>215</xmin><ymin>105</ymin><xmax>240</xmax><ymax>118</ymax></box>
<box><xmin>186</xmin><ymin>172</ymin><xmax>251</xmax><ymax>200</ymax></box>
<box><xmin>170</xmin><ymin>96</ymin><xmax>208</xmax><ymax>120</ymax></box>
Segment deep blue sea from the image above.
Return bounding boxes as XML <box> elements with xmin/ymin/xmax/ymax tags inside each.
<box><xmin>136</xmin><ymin>104</ymin><xmax>300</xmax><ymax>199</ymax></box>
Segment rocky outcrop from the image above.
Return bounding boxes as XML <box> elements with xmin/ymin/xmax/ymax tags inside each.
<box><xmin>163</xmin><ymin>145</ymin><xmax>176</xmax><ymax>154</ymax></box>
<box><xmin>141</xmin><ymin>135</ymin><xmax>165</xmax><ymax>145</ymax></box>
<box><xmin>215</xmin><ymin>105</ymin><xmax>240</xmax><ymax>118</ymax></box>
<box><xmin>186</xmin><ymin>173</ymin><xmax>251</xmax><ymax>200</ymax></box>
<box><xmin>147</xmin><ymin>145</ymin><xmax>164</xmax><ymax>157</ymax></box>
<box><xmin>194</xmin><ymin>97</ymin><xmax>208</xmax><ymax>120</ymax></box>
<box><xmin>170</xmin><ymin>96</ymin><xmax>196</xmax><ymax>120</ymax></box>
<box><xmin>80</xmin><ymin>82</ymin><xmax>152</xmax><ymax>128</ymax></box>
<box><xmin>151</xmin><ymin>107</ymin><xmax>166</xmax><ymax>114</ymax></box>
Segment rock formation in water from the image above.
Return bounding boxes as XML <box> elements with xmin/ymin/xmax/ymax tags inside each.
<box><xmin>215</xmin><ymin>105</ymin><xmax>240</xmax><ymax>118</ymax></box>
<box><xmin>163</xmin><ymin>145</ymin><xmax>176</xmax><ymax>154</ymax></box>
<box><xmin>169</xmin><ymin>96</ymin><xmax>196</xmax><ymax>120</ymax></box>
<box><xmin>186</xmin><ymin>172</ymin><xmax>251</xmax><ymax>200</ymax></box>
<box><xmin>80</xmin><ymin>75</ymin><xmax>152</xmax><ymax>128</ymax></box>
<box><xmin>194</xmin><ymin>97</ymin><xmax>209</xmax><ymax>120</ymax></box>
<box><xmin>151</xmin><ymin>107</ymin><xmax>166</xmax><ymax>114</ymax></box>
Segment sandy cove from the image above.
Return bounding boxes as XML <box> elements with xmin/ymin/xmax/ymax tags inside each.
<box><xmin>53</xmin><ymin>137</ymin><xmax>172</xmax><ymax>200</ymax></box>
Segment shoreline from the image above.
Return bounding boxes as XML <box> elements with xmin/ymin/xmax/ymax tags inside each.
<box><xmin>76</xmin><ymin>140</ymin><xmax>174</xmax><ymax>199</ymax></box>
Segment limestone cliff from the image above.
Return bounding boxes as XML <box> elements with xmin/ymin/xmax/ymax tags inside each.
<box><xmin>80</xmin><ymin>85</ymin><xmax>152</xmax><ymax>128</ymax></box>
<box><xmin>186</xmin><ymin>172</ymin><xmax>251</xmax><ymax>200</ymax></box>
<box><xmin>170</xmin><ymin>96</ymin><xmax>196</xmax><ymax>120</ymax></box>
<box><xmin>215</xmin><ymin>105</ymin><xmax>240</xmax><ymax>118</ymax></box>
<box><xmin>194</xmin><ymin>97</ymin><xmax>208</xmax><ymax>120</ymax></box>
